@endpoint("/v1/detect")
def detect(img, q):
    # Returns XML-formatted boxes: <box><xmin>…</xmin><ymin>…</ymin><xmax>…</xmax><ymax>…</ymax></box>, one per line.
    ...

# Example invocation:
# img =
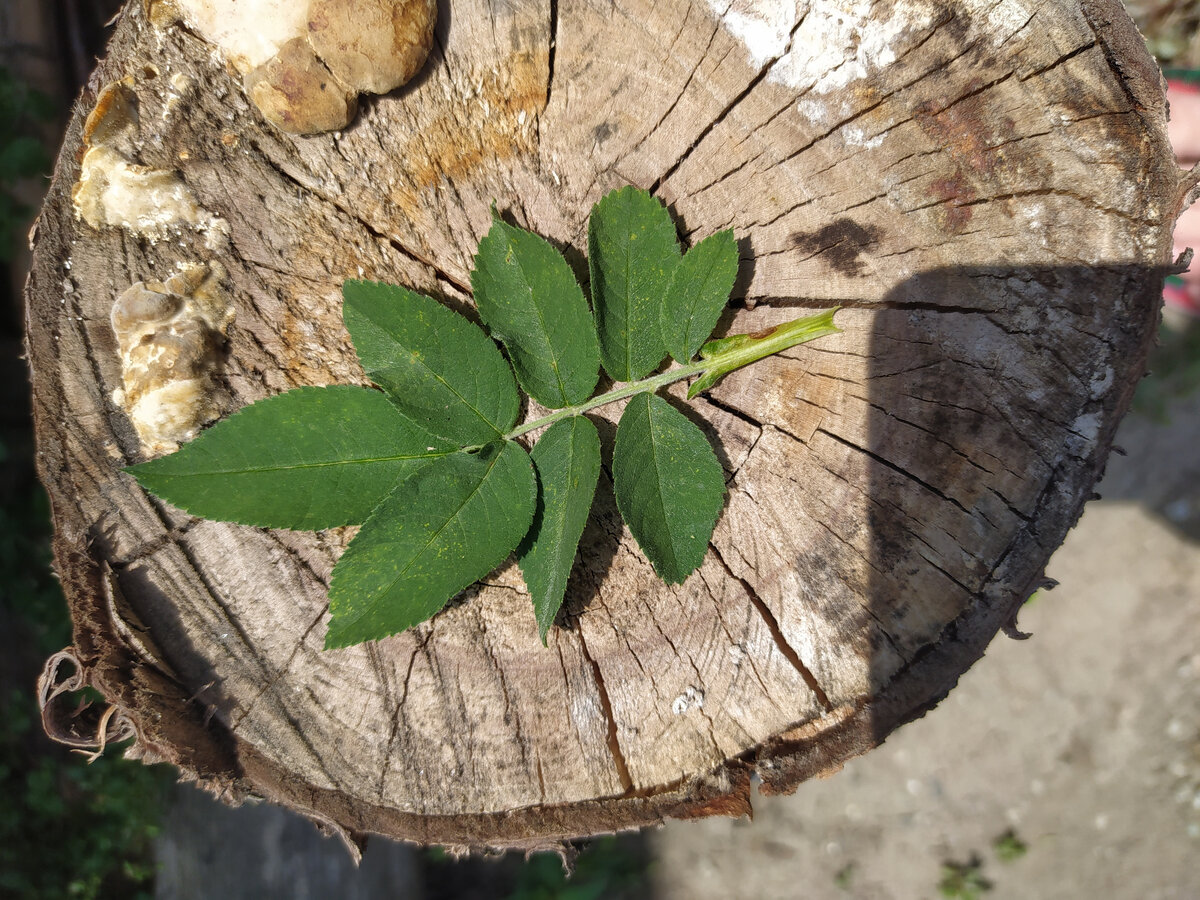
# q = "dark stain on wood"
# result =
<box><xmin>592</xmin><ymin>121</ymin><xmax>615</xmax><ymax>144</ymax></box>
<box><xmin>790</xmin><ymin>219</ymin><xmax>883</xmax><ymax>276</ymax></box>
<box><xmin>913</xmin><ymin>79</ymin><xmax>1034</xmax><ymax>232</ymax></box>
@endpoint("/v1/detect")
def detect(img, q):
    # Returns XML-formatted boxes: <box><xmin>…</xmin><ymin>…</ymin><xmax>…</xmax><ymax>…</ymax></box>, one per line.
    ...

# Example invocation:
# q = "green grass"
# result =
<box><xmin>992</xmin><ymin>829</ymin><xmax>1028</xmax><ymax>863</ymax></box>
<box><xmin>937</xmin><ymin>856</ymin><xmax>993</xmax><ymax>900</ymax></box>
<box><xmin>422</xmin><ymin>836</ymin><xmax>651</xmax><ymax>899</ymax></box>
<box><xmin>0</xmin><ymin>65</ymin><xmax>55</xmax><ymax>263</ymax></box>
<box><xmin>1134</xmin><ymin>320</ymin><xmax>1200</xmax><ymax>421</ymax></box>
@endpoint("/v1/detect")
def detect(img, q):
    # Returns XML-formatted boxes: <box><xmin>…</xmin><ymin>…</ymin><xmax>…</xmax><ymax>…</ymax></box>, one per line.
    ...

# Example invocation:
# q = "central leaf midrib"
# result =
<box><xmin>621</xmin><ymin>198</ymin><xmax>634</xmax><ymax>379</ymax></box>
<box><xmin>511</xmin><ymin>234</ymin><xmax>570</xmax><ymax>403</ymax></box>
<box><xmin>363</xmin><ymin>304</ymin><xmax>503</xmax><ymax>437</ymax></box>
<box><xmin>544</xmin><ymin>430</ymin><xmax>580</xmax><ymax>563</ymax></box>
<box><xmin>344</xmin><ymin>448</ymin><xmax>506</xmax><ymax>631</ymax></box>
<box><xmin>682</xmin><ymin>250</ymin><xmax>721</xmax><ymax>356</ymax></box>
<box><xmin>166</xmin><ymin>450</ymin><xmax>452</xmax><ymax>478</ymax></box>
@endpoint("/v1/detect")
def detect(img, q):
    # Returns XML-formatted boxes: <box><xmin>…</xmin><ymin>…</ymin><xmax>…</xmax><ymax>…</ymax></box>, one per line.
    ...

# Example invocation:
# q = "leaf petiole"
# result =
<box><xmin>689</xmin><ymin>307</ymin><xmax>841</xmax><ymax>398</ymax></box>
<box><xmin>502</xmin><ymin>359</ymin><xmax>709</xmax><ymax>441</ymax></box>
<box><xmin>502</xmin><ymin>307</ymin><xmax>841</xmax><ymax>440</ymax></box>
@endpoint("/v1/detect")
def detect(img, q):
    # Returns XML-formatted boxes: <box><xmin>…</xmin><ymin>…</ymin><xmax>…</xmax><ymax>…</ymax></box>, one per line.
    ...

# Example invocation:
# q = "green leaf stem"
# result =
<box><xmin>689</xmin><ymin>307</ymin><xmax>842</xmax><ymax>398</ymax></box>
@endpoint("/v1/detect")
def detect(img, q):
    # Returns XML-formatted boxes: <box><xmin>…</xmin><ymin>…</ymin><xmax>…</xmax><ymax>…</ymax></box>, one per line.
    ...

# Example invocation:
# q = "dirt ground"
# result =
<box><xmin>652</xmin><ymin>407</ymin><xmax>1200</xmax><ymax>900</ymax></box>
<box><xmin>153</xmin><ymin>376</ymin><xmax>1200</xmax><ymax>899</ymax></box>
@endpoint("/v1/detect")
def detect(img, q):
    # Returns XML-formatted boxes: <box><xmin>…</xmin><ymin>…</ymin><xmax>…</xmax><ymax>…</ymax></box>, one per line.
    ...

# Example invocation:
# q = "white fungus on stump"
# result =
<box><xmin>146</xmin><ymin>0</ymin><xmax>438</xmax><ymax>134</ymax></box>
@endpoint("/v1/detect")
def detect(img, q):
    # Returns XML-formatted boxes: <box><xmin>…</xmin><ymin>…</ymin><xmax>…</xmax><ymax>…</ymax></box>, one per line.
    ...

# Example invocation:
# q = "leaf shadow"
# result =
<box><xmin>553</xmin><ymin>433</ymin><xmax>622</xmax><ymax>634</ymax></box>
<box><xmin>733</xmin><ymin>234</ymin><xmax>756</xmax><ymax>305</ymax></box>
<box><xmin>109</xmin><ymin>556</ymin><xmax>244</xmax><ymax>729</ymax></box>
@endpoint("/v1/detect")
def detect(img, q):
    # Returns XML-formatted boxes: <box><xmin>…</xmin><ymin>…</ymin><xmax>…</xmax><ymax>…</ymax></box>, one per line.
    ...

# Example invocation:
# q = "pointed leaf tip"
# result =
<box><xmin>517</xmin><ymin>416</ymin><xmax>601</xmax><ymax>643</ymax></box>
<box><xmin>660</xmin><ymin>229</ymin><xmax>739</xmax><ymax>364</ymax></box>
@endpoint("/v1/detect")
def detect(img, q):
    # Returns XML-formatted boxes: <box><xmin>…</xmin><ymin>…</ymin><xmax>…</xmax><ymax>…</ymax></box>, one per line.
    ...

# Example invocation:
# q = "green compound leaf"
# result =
<box><xmin>588</xmin><ymin>186</ymin><xmax>681</xmax><ymax>382</ymax></box>
<box><xmin>127</xmin><ymin>385</ymin><xmax>455</xmax><ymax>530</ymax></box>
<box><xmin>342</xmin><ymin>280</ymin><xmax>520</xmax><ymax>445</ymax></box>
<box><xmin>517</xmin><ymin>416</ymin><xmax>601</xmax><ymax>643</ymax></box>
<box><xmin>325</xmin><ymin>441</ymin><xmax>536</xmax><ymax>649</ymax></box>
<box><xmin>612</xmin><ymin>393</ymin><xmax>725</xmax><ymax>584</ymax></box>
<box><xmin>472</xmin><ymin>217</ymin><xmax>601</xmax><ymax>408</ymax></box>
<box><xmin>660</xmin><ymin>229</ymin><xmax>738</xmax><ymax>364</ymax></box>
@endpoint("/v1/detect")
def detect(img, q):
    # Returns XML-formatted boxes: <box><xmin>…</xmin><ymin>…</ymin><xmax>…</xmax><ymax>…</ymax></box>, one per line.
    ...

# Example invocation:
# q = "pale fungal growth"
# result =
<box><xmin>244</xmin><ymin>37</ymin><xmax>357</xmax><ymax>135</ymax></box>
<box><xmin>73</xmin><ymin>80</ymin><xmax>228</xmax><ymax>248</ymax></box>
<box><xmin>147</xmin><ymin>0</ymin><xmax>309</xmax><ymax>69</ymax></box>
<box><xmin>81</xmin><ymin>79</ymin><xmax>139</xmax><ymax>150</ymax></box>
<box><xmin>75</xmin><ymin>147</ymin><xmax>216</xmax><ymax>242</ymax></box>
<box><xmin>307</xmin><ymin>0</ymin><xmax>438</xmax><ymax>96</ymax></box>
<box><xmin>111</xmin><ymin>263</ymin><xmax>235</xmax><ymax>455</ymax></box>
<box><xmin>146</xmin><ymin>0</ymin><xmax>437</xmax><ymax>134</ymax></box>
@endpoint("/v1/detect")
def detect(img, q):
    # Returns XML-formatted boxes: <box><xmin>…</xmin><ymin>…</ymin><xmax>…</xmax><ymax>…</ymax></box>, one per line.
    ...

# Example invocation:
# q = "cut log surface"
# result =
<box><xmin>27</xmin><ymin>0</ymin><xmax>1191</xmax><ymax>850</ymax></box>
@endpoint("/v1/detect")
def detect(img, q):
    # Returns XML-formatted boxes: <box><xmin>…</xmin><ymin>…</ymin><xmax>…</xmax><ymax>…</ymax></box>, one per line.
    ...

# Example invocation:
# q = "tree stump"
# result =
<box><xmin>27</xmin><ymin>0</ymin><xmax>1191</xmax><ymax>852</ymax></box>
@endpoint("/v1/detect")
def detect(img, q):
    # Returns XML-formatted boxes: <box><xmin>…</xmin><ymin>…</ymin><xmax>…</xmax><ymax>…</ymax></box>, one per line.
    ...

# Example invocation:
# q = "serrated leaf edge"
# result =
<box><xmin>324</xmin><ymin>442</ymin><xmax>535</xmax><ymax>648</ymax></box>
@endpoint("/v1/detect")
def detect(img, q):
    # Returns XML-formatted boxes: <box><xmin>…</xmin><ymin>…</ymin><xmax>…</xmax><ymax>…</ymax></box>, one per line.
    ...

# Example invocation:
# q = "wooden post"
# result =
<box><xmin>27</xmin><ymin>0</ymin><xmax>1191</xmax><ymax>852</ymax></box>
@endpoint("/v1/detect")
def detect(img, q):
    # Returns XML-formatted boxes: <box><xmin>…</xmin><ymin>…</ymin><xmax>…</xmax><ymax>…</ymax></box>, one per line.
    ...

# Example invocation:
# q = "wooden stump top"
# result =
<box><xmin>28</xmin><ymin>0</ymin><xmax>1189</xmax><ymax>851</ymax></box>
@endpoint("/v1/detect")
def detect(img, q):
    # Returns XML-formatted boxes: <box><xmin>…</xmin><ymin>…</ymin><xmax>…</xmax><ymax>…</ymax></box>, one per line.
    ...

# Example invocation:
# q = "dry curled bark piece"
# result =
<box><xmin>26</xmin><ymin>0</ymin><xmax>1188</xmax><ymax>851</ymax></box>
<box><xmin>38</xmin><ymin>650</ymin><xmax>137</xmax><ymax>752</ymax></box>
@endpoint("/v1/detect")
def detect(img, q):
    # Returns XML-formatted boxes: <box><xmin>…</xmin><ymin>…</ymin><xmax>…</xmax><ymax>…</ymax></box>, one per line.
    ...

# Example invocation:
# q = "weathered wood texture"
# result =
<box><xmin>27</xmin><ymin>0</ymin><xmax>1190</xmax><ymax>850</ymax></box>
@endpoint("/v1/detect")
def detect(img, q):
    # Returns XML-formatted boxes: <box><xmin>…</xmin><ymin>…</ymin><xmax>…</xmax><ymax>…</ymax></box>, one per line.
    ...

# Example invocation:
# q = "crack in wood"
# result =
<box><xmin>545</xmin><ymin>0</ymin><xmax>558</xmax><ymax>113</ymax></box>
<box><xmin>473</xmin><ymin>604</ymin><xmax>534</xmax><ymax>782</ymax></box>
<box><xmin>245</xmin><ymin>136</ymin><xmax>474</xmax><ymax>294</ymax></box>
<box><xmin>680</xmin><ymin>9</ymin><xmax>969</xmax><ymax>209</ymax></box>
<box><xmin>1018</xmin><ymin>40</ymin><xmax>1099</xmax><ymax>83</ymax></box>
<box><xmin>654</xmin><ymin>7</ymin><xmax>815</xmax><ymax>197</ymax></box>
<box><xmin>905</xmin><ymin>185</ymin><xmax>1152</xmax><ymax>226</ymax></box>
<box><xmin>576</xmin><ymin>629</ymin><xmax>634</xmax><ymax>794</ymax></box>
<box><xmin>805</xmin><ymin>446</ymin><xmax>982</xmax><ymax>597</ymax></box>
<box><xmin>695</xmin><ymin>565</ymin><xmax>783</xmax><ymax>714</ymax></box>
<box><xmin>229</xmin><ymin>603</ymin><xmax>328</xmax><ymax>732</ymax></box>
<box><xmin>817</xmin><ymin>426</ymin><xmax>982</xmax><ymax>527</ymax></box>
<box><xmin>708</xmin><ymin>543</ymin><xmax>832</xmax><ymax>712</ymax></box>
<box><xmin>375</xmin><ymin>628</ymin><xmax>435</xmax><ymax>804</ymax></box>
<box><xmin>619</xmin><ymin>13</ymin><xmax>724</xmax><ymax>180</ymax></box>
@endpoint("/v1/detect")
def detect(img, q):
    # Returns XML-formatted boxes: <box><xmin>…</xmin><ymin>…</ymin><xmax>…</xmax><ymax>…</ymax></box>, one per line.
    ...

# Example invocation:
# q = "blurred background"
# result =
<box><xmin>2</xmin><ymin>2</ymin><xmax>1199</xmax><ymax>898</ymax></box>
